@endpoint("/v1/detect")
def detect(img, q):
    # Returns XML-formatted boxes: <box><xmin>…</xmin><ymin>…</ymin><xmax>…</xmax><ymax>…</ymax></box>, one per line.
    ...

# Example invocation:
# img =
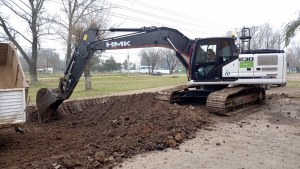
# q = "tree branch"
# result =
<box><xmin>0</xmin><ymin>16</ymin><xmax>31</xmax><ymax>64</ymax></box>
<box><xmin>284</xmin><ymin>19</ymin><xmax>300</xmax><ymax>47</ymax></box>
<box><xmin>19</xmin><ymin>0</ymin><xmax>31</xmax><ymax>10</ymax></box>
<box><xmin>73</xmin><ymin>0</ymin><xmax>97</xmax><ymax>25</ymax></box>
<box><xmin>36</xmin><ymin>0</ymin><xmax>45</xmax><ymax>11</ymax></box>
<box><xmin>7</xmin><ymin>27</ymin><xmax>32</xmax><ymax>44</ymax></box>
<box><xmin>1</xmin><ymin>0</ymin><xmax>31</xmax><ymax>22</ymax></box>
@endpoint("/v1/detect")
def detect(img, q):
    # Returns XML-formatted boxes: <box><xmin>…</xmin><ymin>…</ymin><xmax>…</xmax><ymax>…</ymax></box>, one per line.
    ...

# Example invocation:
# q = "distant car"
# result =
<box><xmin>152</xmin><ymin>72</ymin><xmax>162</xmax><ymax>76</ymax></box>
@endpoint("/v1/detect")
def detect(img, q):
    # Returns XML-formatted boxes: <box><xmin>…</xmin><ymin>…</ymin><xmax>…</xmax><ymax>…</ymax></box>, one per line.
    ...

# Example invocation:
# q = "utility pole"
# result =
<box><xmin>127</xmin><ymin>49</ymin><xmax>129</xmax><ymax>76</ymax></box>
<box><xmin>46</xmin><ymin>55</ymin><xmax>48</xmax><ymax>73</ymax></box>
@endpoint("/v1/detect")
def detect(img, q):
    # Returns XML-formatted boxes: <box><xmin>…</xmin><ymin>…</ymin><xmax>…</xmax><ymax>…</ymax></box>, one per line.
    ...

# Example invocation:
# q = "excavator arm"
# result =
<box><xmin>36</xmin><ymin>26</ymin><xmax>193</xmax><ymax>115</ymax></box>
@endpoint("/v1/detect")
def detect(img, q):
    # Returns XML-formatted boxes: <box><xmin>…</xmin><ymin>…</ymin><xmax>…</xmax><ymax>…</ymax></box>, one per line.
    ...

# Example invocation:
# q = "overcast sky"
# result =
<box><xmin>2</xmin><ymin>0</ymin><xmax>300</xmax><ymax>64</ymax></box>
<box><xmin>103</xmin><ymin>0</ymin><xmax>300</xmax><ymax>63</ymax></box>
<box><xmin>110</xmin><ymin>0</ymin><xmax>299</xmax><ymax>37</ymax></box>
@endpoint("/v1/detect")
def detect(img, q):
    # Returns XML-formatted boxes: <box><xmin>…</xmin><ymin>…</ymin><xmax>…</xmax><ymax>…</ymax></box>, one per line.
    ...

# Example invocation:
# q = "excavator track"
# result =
<box><xmin>206</xmin><ymin>86</ymin><xmax>266</xmax><ymax>116</ymax></box>
<box><xmin>155</xmin><ymin>85</ymin><xmax>266</xmax><ymax>116</ymax></box>
<box><xmin>154</xmin><ymin>84</ymin><xmax>192</xmax><ymax>103</ymax></box>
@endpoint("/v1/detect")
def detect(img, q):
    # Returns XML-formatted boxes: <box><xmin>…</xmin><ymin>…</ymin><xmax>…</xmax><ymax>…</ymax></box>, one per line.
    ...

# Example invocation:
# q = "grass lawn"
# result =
<box><xmin>27</xmin><ymin>73</ymin><xmax>188</xmax><ymax>103</ymax></box>
<box><xmin>26</xmin><ymin>73</ymin><xmax>300</xmax><ymax>104</ymax></box>
<box><xmin>286</xmin><ymin>81</ymin><xmax>300</xmax><ymax>87</ymax></box>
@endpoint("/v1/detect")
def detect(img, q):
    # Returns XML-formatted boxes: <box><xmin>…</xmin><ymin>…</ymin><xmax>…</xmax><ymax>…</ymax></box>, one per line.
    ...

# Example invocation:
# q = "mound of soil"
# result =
<box><xmin>0</xmin><ymin>92</ymin><xmax>211</xmax><ymax>169</ymax></box>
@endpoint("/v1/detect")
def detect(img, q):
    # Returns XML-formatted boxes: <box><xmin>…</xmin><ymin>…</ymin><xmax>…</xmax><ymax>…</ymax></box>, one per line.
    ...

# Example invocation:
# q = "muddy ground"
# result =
<box><xmin>1</xmin><ymin>75</ymin><xmax>300</xmax><ymax>169</ymax></box>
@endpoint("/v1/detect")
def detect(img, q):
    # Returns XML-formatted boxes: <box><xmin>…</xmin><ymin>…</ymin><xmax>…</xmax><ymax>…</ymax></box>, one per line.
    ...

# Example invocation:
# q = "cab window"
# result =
<box><xmin>195</xmin><ymin>41</ymin><xmax>217</xmax><ymax>63</ymax></box>
<box><xmin>219</xmin><ymin>39</ymin><xmax>232</xmax><ymax>63</ymax></box>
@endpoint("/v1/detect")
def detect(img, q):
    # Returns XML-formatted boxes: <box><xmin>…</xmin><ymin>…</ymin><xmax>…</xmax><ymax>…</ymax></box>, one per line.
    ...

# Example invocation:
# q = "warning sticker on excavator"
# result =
<box><xmin>83</xmin><ymin>34</ymin><xmax>88</xmax><ymax>41</ymax></box>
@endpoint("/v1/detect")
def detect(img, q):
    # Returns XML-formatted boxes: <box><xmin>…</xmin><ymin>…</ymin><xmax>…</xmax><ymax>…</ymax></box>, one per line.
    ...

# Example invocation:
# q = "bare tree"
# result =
<box><xmin>46</xmin><ymin>50</ymin><xmax>60</xmax><ymax>68</ymax></box>
<box><xmin>230</xmin><ymin>23</ymin><xmax>283</xmax><ymax>50</ymax></box>
<box><xmin>286</xmin><ymin>40</ymin><xmax>300</xmax><ymax>71</ymax></box>
<box><xmin>162</xmin><ymin>48</ymin><xmax>180</xmax><ymax>74</ymax></box>
<box><xmin>0</xmin><ymin>0</ymin><xmax>53</xmax><ymax>84</ymax></box>
<box><xmin>90</xmin><ymin>51</ymin><xmax>101</xmax><ymax>71</ymax></box>
<box><xmin>37</xmin><ymin>48</ymin><xmax>60</xmax><ymax>69</ymax></box>
<box><xmin>140</xmin><ymin>49</ymin><xmax>151</xmax><ymax>75</ymax></box>
<box><xmin>140</xmin><ymin>48</ymin><xmax>162</xmax><ymax>74</ymax></box>
<box><xmin>132</xmin><ymin>63</ymin><xmax>136</xmax><ymax>70</ymax></box>
<box><xmin>123</xmin><ymin>59</ymin><xmax>128</xmax><ymax>71</ymax></box>
<box><xmin>52</xmin><ymin>0</ymin><xmax>113</xmax><ymax>67</ymax></box>
<box><xmin>72</xmin><ymin>4</ymin><xmax>113</xmax><ymax>90</ymax></box>
<box><xmin>250</xmin><ymin>23</ymin><xmax>282</xmax><ymax>49</ymax></box>
<box><xmin>283</xmin><ymin>11</ymin><xmax>300</xmax><ymax>47</ymax></box>
<box><xmin>49</xmin><ymin>0</ymin><xmax>115</xmax><ymax>90</ymax></box>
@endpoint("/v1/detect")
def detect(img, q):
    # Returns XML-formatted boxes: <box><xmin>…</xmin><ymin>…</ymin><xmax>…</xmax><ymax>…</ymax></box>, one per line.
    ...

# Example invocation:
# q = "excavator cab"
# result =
<box><xmin>191</xmin><ymin>38</ymin><xmax>238</xmax><ymax>81</ymax></box>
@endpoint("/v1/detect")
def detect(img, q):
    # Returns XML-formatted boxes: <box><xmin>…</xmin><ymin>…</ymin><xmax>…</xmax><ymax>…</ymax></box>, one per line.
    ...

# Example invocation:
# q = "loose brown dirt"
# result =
<box><xmin>0</xmin><ymin>92</ymin><xmax>211</xmax><ymax>169</ymax></box>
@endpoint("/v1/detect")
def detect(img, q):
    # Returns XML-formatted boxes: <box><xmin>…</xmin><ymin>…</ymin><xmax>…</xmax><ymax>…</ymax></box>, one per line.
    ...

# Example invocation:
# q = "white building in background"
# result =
<box><xmin>129</xmin><ymin>65</ymin><xmax>170</xmax><ymax>74</ymax></box>
<box><xmin>37</xmin><ymin>67</ymin><xmax>64</xmax><ymax>74</ymax></box>
<box><xmin>138</xmin><ymin>66</ymin><xmax>151</xmax><ymax>73</ymax></box>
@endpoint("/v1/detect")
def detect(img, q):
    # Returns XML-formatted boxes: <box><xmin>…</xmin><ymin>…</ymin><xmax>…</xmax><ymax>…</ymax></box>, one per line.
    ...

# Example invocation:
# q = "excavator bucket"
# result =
<box><xmin>36</xmin><ymin>88</ymin><xmax>64</xmax><ymax>117</ymax></box>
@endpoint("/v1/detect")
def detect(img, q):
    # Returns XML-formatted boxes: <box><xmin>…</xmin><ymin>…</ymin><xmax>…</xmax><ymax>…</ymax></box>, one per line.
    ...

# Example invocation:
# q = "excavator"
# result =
<box><xmin>36</xmin><ymin>26</ymin><xmax>287</xmax><ymax>116</ymax></box>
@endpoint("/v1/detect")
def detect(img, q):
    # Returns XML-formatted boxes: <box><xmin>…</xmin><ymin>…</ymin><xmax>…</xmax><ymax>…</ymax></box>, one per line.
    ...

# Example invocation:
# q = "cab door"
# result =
<box><xmin>191</xmin><ymin>38</ymin><xmax>238</xmax><ymax>82</ymax></box>
<box><xmin>192</xmin><ymin>40</ymin><xmax>218</xmax><ymax>80</ymax></box>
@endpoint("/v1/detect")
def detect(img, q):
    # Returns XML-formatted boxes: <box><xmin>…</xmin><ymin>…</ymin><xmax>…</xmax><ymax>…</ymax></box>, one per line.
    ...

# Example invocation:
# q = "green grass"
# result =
<box><xmin>26</xmin><ymin>73</ymin><xmax>300</xmax><ymax>103</ymax></box>
<box><xmin>286</xmin><ymin>73</ymin><xmax>300</xmax><ymax>86</ymax></box>
<box><xmin>286</xmin><ymin>80</ymin><xmax>300</xmax><ymax>87</ymax></box>
<box><xmin>27</xmin><ymin>73</ymin><xmax>188</xmax><ymax>103</ymax></box>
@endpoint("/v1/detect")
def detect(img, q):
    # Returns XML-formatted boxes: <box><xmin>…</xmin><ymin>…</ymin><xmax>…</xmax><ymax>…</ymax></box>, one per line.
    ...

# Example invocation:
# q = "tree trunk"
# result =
<box><xmin>31</xmin><ymin>9</ymin><xmax>38</xmax><ymax>85</ymax></box>
<box><xmin>84</xmin><ymin>75</ymin><xmax>92</xmax><ymax>90</ymax></box>
<box><xmin>151</xmin><ymin>65</ymin><xmax>155</xmax><ymax>74</ymax></box>
<box><xmin>170</xmin><ymin>64</ymin><xmax>176</xmax><ymax>74</ymax></box>
<box><xmin>84</xmin><ymin>60</ymin><xmax>92</xmax><ymax>90</ymax></box>
<box><xmin>66</xmin><ymin>31</ymin><xmax>73</xmax><ymax>67</ymax></box>
<box><xmin>147</xmin><ymin>63</ymin><xmax>151</xmax><ymax>75</ymax></box>
<box><xmin>29</xmin><ymin>60</ymin><xmax>38</xmax><ymax>84</ymax></box>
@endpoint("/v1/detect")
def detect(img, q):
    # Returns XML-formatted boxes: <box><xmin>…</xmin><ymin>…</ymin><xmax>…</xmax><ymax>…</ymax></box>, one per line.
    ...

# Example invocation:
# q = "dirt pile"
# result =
<box><xmin>0</xmin><ymin>92</ymin><xmax>211</xmax><ymax>169</ymax></box>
